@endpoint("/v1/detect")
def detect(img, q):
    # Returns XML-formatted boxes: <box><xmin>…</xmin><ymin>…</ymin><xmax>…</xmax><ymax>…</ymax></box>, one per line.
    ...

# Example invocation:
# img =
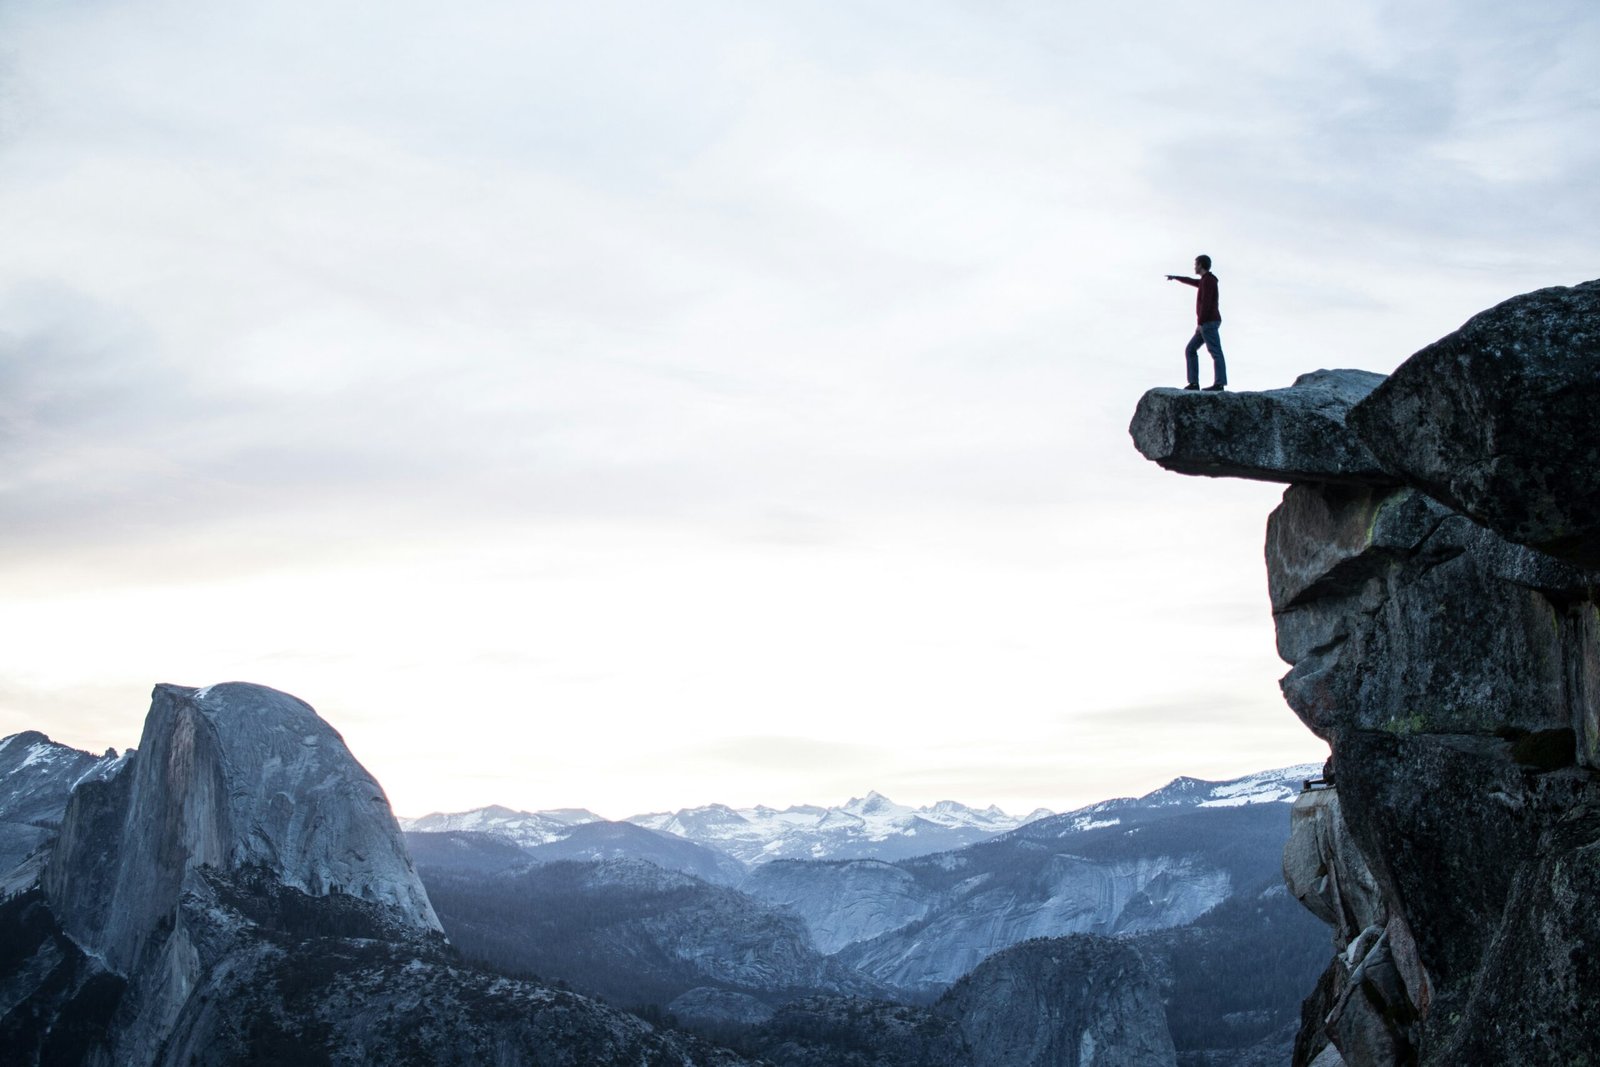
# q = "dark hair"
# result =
<box><xmin>1195</xmin><ymin>254</ymin><xmax>1212</xmax><ymax>270</ymax></box>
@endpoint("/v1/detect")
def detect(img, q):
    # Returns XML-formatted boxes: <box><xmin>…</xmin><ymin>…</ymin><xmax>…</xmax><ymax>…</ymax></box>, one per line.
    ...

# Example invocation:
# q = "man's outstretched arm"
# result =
<box><xmin>1165</xmin><ymin>274</ymin><xmax>1200</xmax><ymax>287</ymax></box>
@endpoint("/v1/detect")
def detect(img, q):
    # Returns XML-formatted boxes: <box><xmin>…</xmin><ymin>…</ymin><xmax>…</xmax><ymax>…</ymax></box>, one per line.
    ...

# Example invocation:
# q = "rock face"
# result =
<box><xmin>836</xmin><ymin>852</ymin><xmax>1230</xmax><ymax>995</ymax></box>
<box><xmin>1347</xmin><ymin>278</ymin><xmax>1600</xmax><ymax>567</ymax></box>
<box><xmin>1</xmin><ymin>682</ymin><xmax>761</xmax><ymax>1067</ymax></box>
<box><xmin>937</xmin><ymin>935</ymin><xmax>1177</xmax><ymax>1067</ymax></box>
<box><xmin>741</xmin><ymin>858</ymin><xmax>935</xmax><ymax>954</ymax></box>
<box><xmin>1129</xmin><ymin>277</ymin><xmax>1600</xmax><ymax>1067</ymax></box>
<box><xmin>44</xmin><ymin>683</ymin><xmax>438</xmax><ymax>979</ymax></box>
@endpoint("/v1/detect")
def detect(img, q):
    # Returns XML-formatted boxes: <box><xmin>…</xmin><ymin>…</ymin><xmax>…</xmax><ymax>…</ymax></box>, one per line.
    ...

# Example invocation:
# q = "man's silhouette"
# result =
<box><xmin>1166</xmin><ymin>255</ymin><xmax>1227</xmax><ymax>391</ymax></box>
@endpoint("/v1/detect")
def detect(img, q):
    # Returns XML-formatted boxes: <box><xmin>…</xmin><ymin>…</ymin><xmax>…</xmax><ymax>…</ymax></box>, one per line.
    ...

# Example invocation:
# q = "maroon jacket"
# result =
<box><xmin>1177</xmin><ymin>273</ymin><xmax>1221</xmax><ymax>323</ymax></box>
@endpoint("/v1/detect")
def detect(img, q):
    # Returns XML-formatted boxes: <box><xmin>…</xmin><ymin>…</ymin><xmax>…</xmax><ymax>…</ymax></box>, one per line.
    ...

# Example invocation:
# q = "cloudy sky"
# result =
<box><xmin>2</xmin><ymin>0</ymin><xmax>1596</xmax><ymax>819</ymax></box>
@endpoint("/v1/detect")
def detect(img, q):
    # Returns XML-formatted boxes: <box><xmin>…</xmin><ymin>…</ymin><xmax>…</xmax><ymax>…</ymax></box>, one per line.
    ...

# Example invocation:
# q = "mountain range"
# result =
<box><xmin>402</xmin><ymin>789</ymin><xmax>1057</xmax><ymax>866</ymax></box>
<box><xmin>400</xmin><ymin>764</ymin><xmax>1316</xmax><ymax>888</ymax></box>
<box><xmin>403</xmin><ymin>759</ymin><xmax>1328</xmax><ymax>1064</ymax></box>
<box><xmin>1</xmin><ymin>694</ymin><xmax>1324</xmax><ymax>1067</ymax></box>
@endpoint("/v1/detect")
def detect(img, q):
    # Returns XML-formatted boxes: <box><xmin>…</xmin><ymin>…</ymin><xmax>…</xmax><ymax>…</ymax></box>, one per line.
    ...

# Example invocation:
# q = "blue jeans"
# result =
<box><xmin>1185</xmin><ymin>321</ymin><xmax>1226</xmax><ymax>387</ymax></box>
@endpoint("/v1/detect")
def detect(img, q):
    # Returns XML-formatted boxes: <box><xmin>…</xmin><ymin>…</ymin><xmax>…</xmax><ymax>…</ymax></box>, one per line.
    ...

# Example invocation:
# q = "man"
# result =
<box><xmin>1166</xmin><ymin>255</ymin><xmax>1227</xmax><ymax>391</ymax></box>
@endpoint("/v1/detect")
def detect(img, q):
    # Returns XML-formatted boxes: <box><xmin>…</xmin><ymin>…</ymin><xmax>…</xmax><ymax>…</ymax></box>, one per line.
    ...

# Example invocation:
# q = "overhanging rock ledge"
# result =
<box><xmin>1128</xmin><ymin>276</ymin><xmax>1600</xmax><ymax>1067</ymax></box>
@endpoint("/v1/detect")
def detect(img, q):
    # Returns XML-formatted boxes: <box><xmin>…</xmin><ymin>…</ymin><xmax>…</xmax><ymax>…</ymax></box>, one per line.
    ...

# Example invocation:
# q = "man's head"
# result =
<box><xmin>1194</xmin><ymin>254</ymin><xmax>1212</xmax><ymax>273</ymax></box>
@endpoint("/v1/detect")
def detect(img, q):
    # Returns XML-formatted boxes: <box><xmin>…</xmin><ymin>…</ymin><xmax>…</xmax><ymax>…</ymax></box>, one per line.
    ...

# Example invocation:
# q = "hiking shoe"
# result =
<box><xmin>1183</xmin><ymin>383</ymin><xmax>1199</xmax><ymax>390</ymax></box>
<box><xmin>1203</xmin><ymin>383</ymin><xmax>1226</xmax><ymax>392</ymax></box>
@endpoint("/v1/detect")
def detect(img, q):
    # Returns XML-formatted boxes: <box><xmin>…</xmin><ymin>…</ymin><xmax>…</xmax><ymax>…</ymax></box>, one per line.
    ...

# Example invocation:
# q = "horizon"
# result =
<box><xmin>5</xmin><ymin>716</ymin><xmax>1319</xmax><ymax>822</ymax></box>
<box><xmin>396</xmin><ymin>757</ymin><xmax>1326</xmax><ymax>822</ymax></box>
<box><xmin>3</xmin><ymin>1</ymin><xmax>1595</xmax><ymax>816</ymax></box>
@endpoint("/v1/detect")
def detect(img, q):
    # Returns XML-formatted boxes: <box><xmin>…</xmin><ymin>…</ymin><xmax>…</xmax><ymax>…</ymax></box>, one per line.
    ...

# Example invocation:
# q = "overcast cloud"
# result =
<box><xmin>2</xmin><ymin>0</ymin><xmax>1596</xmax><ymax>815</ymax></box>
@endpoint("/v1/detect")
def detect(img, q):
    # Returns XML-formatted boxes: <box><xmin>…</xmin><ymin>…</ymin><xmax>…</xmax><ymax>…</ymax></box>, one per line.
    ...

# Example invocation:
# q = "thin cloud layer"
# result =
<box><xmin>1</xmin><ymin>0</ymin><xmax>1595</xmax><ymax>813</ymax></box>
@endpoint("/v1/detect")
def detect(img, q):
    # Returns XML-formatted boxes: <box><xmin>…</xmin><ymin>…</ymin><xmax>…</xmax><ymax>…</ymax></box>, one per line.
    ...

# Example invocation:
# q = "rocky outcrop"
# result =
<box><xmin>44</xmin><ymin>683</ymin><xmax>437</xmax><ymax>980</ymax></box>
<box><xmin>937</xmin><ymin>935</ymin><xmax>1177</xmax><ymax>1067</ymax></box>
<box><xmin>1</xmin><ymin>683</ymin><xmax>762</xmax><ymax>1067</ymax></box>
<box><xmin>1129</xmin><ymin>277</ymin><xmax>1600</xmax><ymax>1067</ymax></box>
<box><xmin>1281</xmin><ymin>787</ymin><xmax>1425</xmax><ymax>1066</ymax></box>
<box><xmin>1129</xmin><ymin>369</ymin><xmax>1393</xmax><ymax>484</ymax></box>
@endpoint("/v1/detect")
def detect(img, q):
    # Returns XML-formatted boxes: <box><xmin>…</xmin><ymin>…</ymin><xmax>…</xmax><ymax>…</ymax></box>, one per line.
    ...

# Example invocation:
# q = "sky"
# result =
<box><xmin>1</xmin><ymin>0</ymin><xmax>1596</xmax><ymax>819</ymax></box>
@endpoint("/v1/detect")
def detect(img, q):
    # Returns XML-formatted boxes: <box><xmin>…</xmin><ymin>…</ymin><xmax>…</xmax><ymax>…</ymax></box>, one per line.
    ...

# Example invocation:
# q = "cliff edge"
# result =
<box><xmin>1129</xmin><ymin>278</ymin><xmax>1600</xmax><ymax>1067</ymax></box>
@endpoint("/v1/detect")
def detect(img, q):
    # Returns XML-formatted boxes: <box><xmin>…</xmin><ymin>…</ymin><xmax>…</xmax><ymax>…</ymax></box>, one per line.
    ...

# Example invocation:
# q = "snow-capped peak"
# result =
<box><xmin>400</xmin><ymin>805</ymin><xmax>602</xmax><ymax>847</ymax></box>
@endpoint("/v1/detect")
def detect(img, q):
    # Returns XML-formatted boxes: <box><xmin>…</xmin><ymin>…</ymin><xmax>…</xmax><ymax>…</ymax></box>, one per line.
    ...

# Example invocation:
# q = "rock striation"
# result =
<box><xmin>1129</xmin><ymin>276</ymin><xmax>1600</xmax><ymax>1067</ymax></box>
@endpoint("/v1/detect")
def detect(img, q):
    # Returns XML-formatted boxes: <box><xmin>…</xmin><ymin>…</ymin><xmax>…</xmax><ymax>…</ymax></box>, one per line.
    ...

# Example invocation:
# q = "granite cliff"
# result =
<box><xmin>1130</xmin><ymin>278</ymin><xmax>1600</xmax><ymax>1067</ymax></box>
<box><xmin>0</xmin><ymin>683</ymin><xmax>756</xmax><ymax>1066</ymax></box>
<box><xmin>0</xmin><ymin>683</ymin><xmax>1207</xmax><ymax>1067</ymax></box>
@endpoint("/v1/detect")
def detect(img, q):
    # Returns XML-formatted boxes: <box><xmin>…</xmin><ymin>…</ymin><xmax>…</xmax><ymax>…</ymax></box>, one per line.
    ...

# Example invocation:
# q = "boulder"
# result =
<box><xmin>1347</xmin><ymin>278</ymin><xmax>1600</xmax><ymax>567</ymax></box>
<box><xmin>1129</xmin><ymin>370</ymin><xmax>1394</xmax><ymax>485</ymax></box>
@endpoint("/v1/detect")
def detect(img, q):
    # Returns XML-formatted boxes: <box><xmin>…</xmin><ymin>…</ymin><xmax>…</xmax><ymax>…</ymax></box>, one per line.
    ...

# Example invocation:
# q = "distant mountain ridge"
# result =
<box><xmin>400</xmin><ymin>766</ymin><xmax>1320</xmax><ymax>869</ymax></box>
<box><xmin>401</xmin><ymin>789</ymin><xmax>1052</xmax><ymax>866</ymax></box>
<box><xmin>3</xmin><ymin>709</ymin><xmax>1325</xmax><ymax>1067</ymax></box>
<box><xmin>0</xmin><ymin>731</ymin><xmax>126</xmax><ymax>883</ymax></box>
<box><xmin>1016</xmin><ymin>763</ymin><xmax>1324</xmax><ymax>837</ymax></box>
<box><xmin>404</xmin><ymin>761</ymin><xmax>1329</xmax><ymax>1064</ymax></box>
<box><xmin>403</xmin><ymin>803</ymin><xmax>604</xmax><ymax>846</ymax></box>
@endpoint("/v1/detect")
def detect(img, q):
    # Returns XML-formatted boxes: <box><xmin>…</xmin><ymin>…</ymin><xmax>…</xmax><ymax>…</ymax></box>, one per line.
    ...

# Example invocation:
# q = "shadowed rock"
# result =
<box><xmin>1129</xmin><ymin>369</ymin><xmax>1394</xmax><ymax>484</ymax></box>
<box><xmin>1347</xmin><ymin>278</ymin><xmax>1600</xmax><ymax>568</ymax></box>
<box><xmin>1130</xmin><ymin>278</ymin><xmax>1600</xmax><ymax>1067</ymax></box>
<box><xmin>1284</xmin><ymin>787</ymin><xmax>1427</xmax><ymax>1067</ymax></box>
<box><xmin>1266</xmin><ymin>484</ymin><xmax>1593</xmax><ymax>741</ymax></box>
<box><xmin>937</xmin><ymin>935</ymin><xmax>1177</xmax><ymax>1067</ymax></box>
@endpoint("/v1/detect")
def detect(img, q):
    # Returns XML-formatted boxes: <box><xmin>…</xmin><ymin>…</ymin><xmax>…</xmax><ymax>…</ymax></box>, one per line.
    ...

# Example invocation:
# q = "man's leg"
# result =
<box><xmin>1201</xmin><ymin>321</ymin><xmax>1227</xmax><ymax>387</ymax></box>
<box><xmin>1184</xmin><ymin>329</ymin><xmax>1204</xmax><ymax>388</ymax></box>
